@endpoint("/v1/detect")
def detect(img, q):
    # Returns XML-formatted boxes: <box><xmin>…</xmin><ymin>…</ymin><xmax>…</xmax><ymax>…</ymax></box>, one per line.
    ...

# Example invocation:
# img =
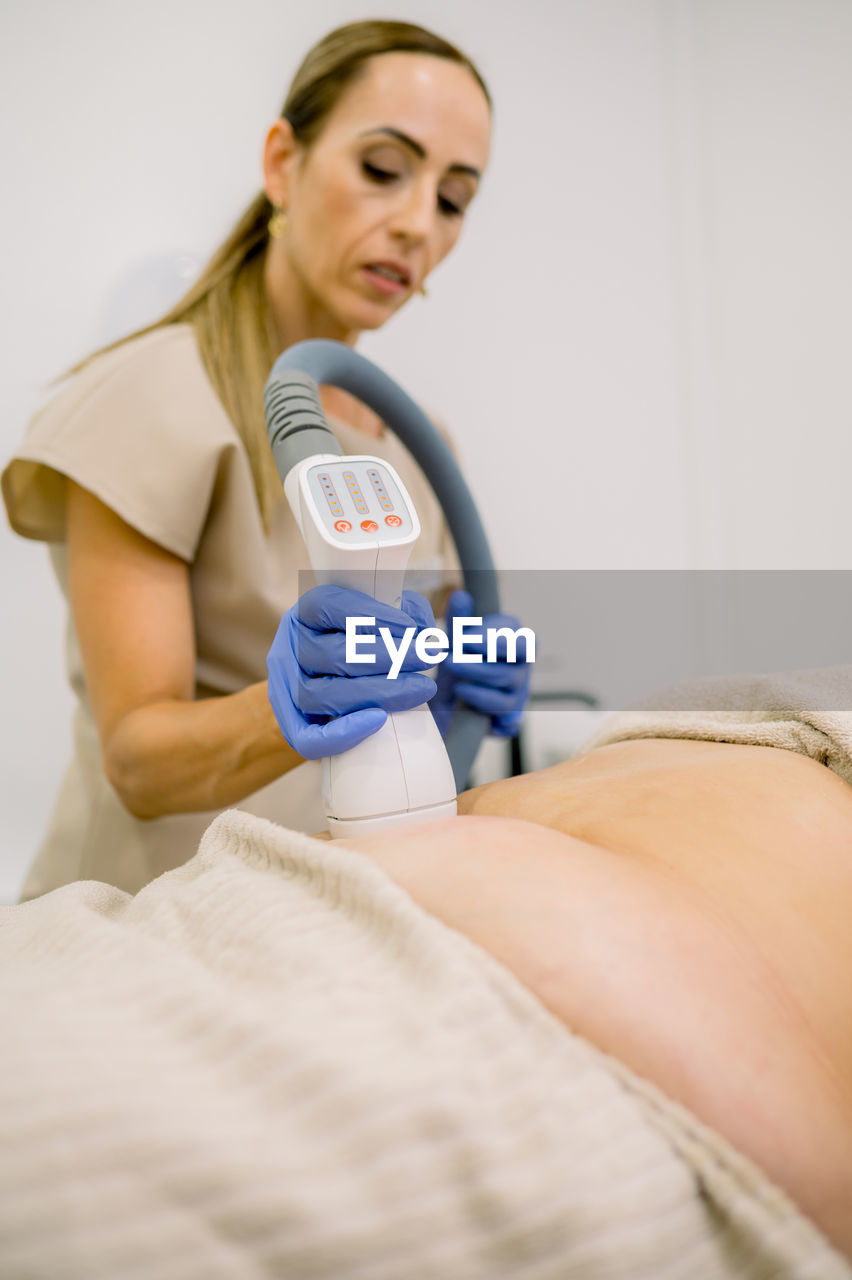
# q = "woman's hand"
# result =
<box><xmin>430</xmin><ymin>589</ymin><xmax>531</xmax><ymax>738</ymax></box>
<box><xmin>266</xmin><ymin>585</ymin><xmax>438</xmax><ymax>759</ymax></box>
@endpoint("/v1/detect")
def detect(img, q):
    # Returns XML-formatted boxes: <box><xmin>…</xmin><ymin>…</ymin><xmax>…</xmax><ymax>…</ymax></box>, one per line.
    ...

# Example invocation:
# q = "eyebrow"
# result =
<box><xmin>358</xmin><ymin>127</ymin><xmax>481</xmax><ymax>180</ymax></box>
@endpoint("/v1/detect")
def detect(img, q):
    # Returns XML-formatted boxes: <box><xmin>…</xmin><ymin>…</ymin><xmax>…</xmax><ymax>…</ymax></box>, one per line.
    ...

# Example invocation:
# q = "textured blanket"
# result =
<box><xmin>1</xmin><ymin>809</ymin><xmax>849</xmax><ymax>1278</ymax></box>
<box><xmin>582</xmin><ymin>664</ymin><xmax>852</xmax><ymax>786</ymax></box>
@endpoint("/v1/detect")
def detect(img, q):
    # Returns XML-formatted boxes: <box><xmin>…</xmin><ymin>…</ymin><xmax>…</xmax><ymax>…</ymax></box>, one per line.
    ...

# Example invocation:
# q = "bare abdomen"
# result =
<box><xmin>341</xmin><ymin>740</ymin><xmax>852</xmax><ymax>1257</ymax></box>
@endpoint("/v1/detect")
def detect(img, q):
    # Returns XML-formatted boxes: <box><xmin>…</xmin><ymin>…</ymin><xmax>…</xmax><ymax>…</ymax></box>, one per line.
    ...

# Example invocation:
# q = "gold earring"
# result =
<box><xmin>268</xmin><ymin>207</ymin><xmax>289</xmax><ymax>239</ymax></box>
<box><xmin>419</xmin><ymin>281</ymin><xmax>428</xmax><ymax>298</ymax></box>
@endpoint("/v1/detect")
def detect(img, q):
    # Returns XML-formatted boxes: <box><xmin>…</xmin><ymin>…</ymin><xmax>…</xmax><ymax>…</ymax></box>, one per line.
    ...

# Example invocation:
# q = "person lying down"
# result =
<box><xmin>339</xmin><ymin>736</ymin><xmax>852</xmax><ymax>1263</ymax></box>
<box><xmin>3</xmin><ymin>672</ymin><xmax>852</xmax><ymax>1276</ymax></box>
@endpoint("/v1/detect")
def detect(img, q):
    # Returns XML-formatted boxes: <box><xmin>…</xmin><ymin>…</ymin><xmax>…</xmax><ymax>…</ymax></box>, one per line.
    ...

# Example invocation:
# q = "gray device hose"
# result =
<box><xmin>264</xmin><ymin>339</ymin><xmax>500</xmax><ymax>791</ymax></box>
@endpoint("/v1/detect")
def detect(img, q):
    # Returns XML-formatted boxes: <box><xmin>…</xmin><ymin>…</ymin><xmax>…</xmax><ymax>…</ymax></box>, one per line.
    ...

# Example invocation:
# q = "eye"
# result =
<box><xmin>439</xmin><ymin>182</ymin><xmax>473</xmax><ymax>219</ymax></box>
<box><xmin>438</xmin><ymin>194</ymin><xmax>463</xmax><ymax>218</ymax></box>
<box><xmin>362</xmin><ymin>160</ymin><xmax>400</xmax><ymax>184</ymax></box>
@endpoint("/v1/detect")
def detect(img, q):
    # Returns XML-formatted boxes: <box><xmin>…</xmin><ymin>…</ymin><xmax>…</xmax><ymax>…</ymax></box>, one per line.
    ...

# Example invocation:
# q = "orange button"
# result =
<box><xmin>384</xmin><ymin>514</ymin><xmax>402</xmax><ymax>527</ymax></box>
<box><xmin>334</xmin><ymin>520</ymin><xmax>351</xmax><ymax>533</ymax></box>
<box><xmin>360</xmin><ymin>519</ymin><xmax>378</xmax><ymax>532</ymax></box>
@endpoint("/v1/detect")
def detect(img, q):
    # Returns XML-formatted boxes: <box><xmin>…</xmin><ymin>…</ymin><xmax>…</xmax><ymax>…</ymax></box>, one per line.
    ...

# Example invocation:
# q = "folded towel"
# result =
<box><xmin>1</xmin><ymin>809</ymin><xmax>848</xmax><ymax>1278</ymax></box>
<box><xmin>581</xmin><ymin>664</ymin><xmax>852</xmax><ymax>786</ymax></box>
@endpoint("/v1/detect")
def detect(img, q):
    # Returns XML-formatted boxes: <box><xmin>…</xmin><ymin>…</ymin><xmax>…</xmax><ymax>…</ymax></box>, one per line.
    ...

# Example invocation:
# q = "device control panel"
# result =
<box><xmin>305</xmin><ymin>459</ymin><xmax>416</xmax><ymax>545</ymax></box>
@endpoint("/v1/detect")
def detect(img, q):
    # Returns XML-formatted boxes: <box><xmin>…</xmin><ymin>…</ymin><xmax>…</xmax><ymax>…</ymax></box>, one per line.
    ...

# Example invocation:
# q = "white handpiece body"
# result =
<box><xmin>288</xmin><ymin>455</ymin><xmax>457</xmax><ymax>837</ymax></box>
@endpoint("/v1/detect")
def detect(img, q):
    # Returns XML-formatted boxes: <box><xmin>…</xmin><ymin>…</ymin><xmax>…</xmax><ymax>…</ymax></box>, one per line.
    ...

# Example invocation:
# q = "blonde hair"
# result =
<box><xmin>64</xmin><ymin>21</ymin><xmax>491</xmax><ymax>526</ymax></box>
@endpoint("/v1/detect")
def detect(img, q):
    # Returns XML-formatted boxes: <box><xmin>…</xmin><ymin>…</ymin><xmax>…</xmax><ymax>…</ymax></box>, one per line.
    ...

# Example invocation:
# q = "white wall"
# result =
<box><xmin>1</xmin><ymin>0</ymin><xmax>850</xmax><ymax>900</ymax></box>
<box><xmin>661</xmin><ymin>0</ymin><xmax>852</xmax><ymax>569</ymax></box>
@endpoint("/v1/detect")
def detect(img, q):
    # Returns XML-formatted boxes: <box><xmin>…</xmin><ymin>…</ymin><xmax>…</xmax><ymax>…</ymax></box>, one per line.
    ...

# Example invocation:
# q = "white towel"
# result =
<box><xmin>582</xmin><ymin>664</ymin><xmax>852</xmax><ymax>785</ymax></box>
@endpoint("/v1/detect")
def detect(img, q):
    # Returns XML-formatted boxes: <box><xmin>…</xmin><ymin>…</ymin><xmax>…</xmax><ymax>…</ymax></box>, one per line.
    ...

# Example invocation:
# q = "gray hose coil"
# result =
<box><xmin>265</xmin><ymin>339</ymin><xmax>500</xmax><ymax>790</ymax></box>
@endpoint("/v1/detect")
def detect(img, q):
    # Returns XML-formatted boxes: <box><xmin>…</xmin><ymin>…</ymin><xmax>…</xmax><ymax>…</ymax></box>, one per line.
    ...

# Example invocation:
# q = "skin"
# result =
<box><xmin>336</xmin><ymin>738</ymin><xmax>852</xmax><ymax>1260</ymax></box>
<box><xmin>66</xmin><ymin>53</ymin><xmax>491</xmax><ymax>819</ymax></box>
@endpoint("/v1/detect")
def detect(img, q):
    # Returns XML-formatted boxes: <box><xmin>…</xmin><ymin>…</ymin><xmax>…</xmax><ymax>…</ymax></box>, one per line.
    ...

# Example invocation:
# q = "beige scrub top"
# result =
<box><xmin>2</xmin><ymin>324</ymin><xmax>460</xmax><ymax>900</ymax></box>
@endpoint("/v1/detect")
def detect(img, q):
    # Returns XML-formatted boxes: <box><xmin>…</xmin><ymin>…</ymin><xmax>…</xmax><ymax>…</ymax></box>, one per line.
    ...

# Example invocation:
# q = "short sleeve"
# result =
<box><xmin>1</xmin><ymin>325</ymin><xmax>238</xmax><ymax>562</ymax></box>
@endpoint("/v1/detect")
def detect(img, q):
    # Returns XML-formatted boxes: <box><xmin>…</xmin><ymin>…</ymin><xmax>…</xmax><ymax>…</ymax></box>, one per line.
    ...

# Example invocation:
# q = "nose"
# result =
<box><xmin>388</xmin><ymin>177</ymin><xmax>436</xmax><ymax>245</ymax></box>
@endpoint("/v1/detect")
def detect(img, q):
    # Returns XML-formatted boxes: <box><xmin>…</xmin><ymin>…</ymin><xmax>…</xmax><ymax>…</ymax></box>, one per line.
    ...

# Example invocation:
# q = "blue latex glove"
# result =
<box><xmin>267</xmin><ymin>584</ymin><xmax>437</xmax><ymax>760</ymax></box>
<box><xmin>431</xmin><ymin>589</ymin><xmax>532</xmax><ymax>738</ymax></box>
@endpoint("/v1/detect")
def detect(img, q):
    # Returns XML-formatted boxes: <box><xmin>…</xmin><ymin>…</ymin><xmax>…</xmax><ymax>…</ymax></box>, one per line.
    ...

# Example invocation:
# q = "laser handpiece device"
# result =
<box><xmin>289</xmin><ymin>450</ymin><xmax>457</xmax><ymax>837</ymax></box>
<box><xmin>265</xmin><ymin>340</ymin><xmax>501</xmax><ymax>837</ymax></box>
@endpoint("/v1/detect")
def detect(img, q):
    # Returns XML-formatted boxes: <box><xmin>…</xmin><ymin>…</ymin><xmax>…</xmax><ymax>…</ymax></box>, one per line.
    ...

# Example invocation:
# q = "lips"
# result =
<box><xmin>369</xmin><ymin>260</ymin><xmax>411</xmax><ymax>285</ymax></box>
<box><xmin>362</xmin><ymin>260</ymin><xmax>412</xmax><ymax>292</ymax></box>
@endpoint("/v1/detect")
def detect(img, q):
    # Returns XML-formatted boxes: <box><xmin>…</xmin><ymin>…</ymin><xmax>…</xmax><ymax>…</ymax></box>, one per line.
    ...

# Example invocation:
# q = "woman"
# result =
<box><xmin>2</xmin><ymin>21</ymin><xmax>525</xmax><ymax>899</ymax></box>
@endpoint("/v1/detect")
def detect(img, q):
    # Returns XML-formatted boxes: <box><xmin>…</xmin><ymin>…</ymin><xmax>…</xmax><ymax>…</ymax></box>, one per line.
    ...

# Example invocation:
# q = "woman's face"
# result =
<box><xmin>266</xmin><ymin>52</ymin><xmax>492</xmax><ymax>340</ymax></box>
